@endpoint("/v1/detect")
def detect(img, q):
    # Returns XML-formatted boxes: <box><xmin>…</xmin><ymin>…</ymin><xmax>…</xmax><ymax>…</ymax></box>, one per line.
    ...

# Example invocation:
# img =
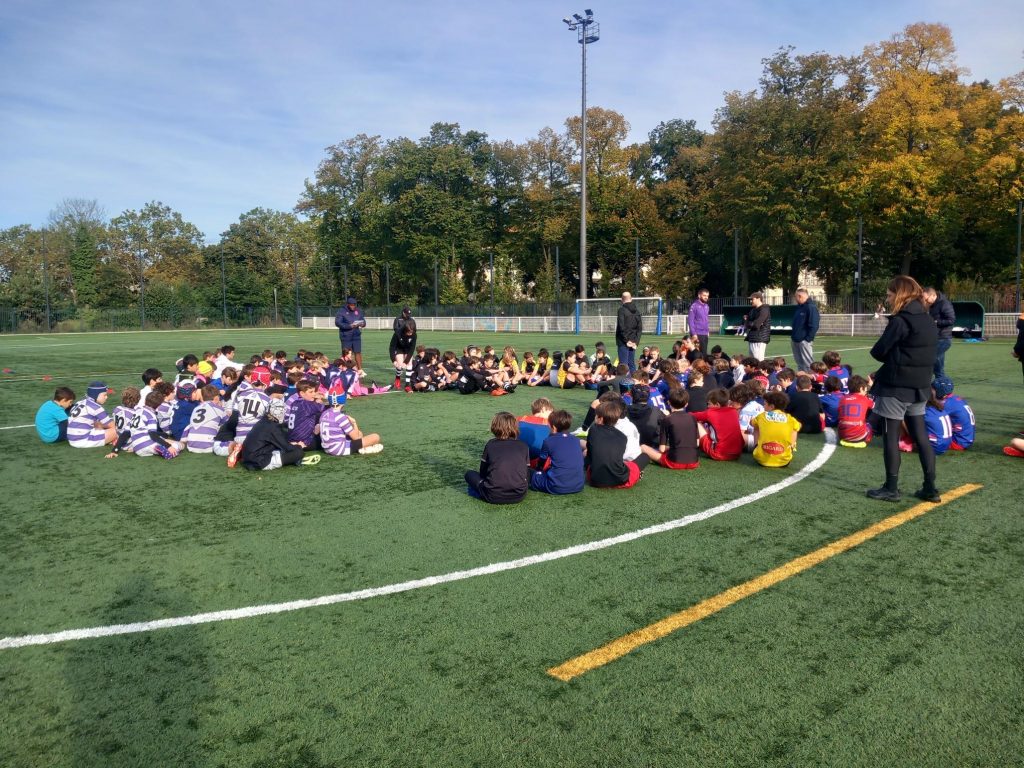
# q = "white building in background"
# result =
<box><xmin>756</xmin><ymin>269</ymin><xmax>826</xmax><ymax>304</ymax></box>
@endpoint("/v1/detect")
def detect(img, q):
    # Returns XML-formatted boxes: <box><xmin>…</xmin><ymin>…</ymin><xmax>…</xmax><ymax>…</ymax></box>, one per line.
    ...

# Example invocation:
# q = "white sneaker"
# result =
<box><xmin>358</xmin><ymin>444</ymin><xmax>384</xmax><ymax>455</ymax></box>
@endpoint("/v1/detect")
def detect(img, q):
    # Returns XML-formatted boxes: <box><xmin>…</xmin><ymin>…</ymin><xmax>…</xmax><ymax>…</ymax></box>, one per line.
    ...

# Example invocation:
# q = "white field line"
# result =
<box><xmin>0</xmin><ymin>424</ymin><xmax>33</xmax><ymax>431</ymax></box>
<box><xmin>0</xmin><ymin>434</ymin><xmax>838</xmax><ymax>650</ymax></box>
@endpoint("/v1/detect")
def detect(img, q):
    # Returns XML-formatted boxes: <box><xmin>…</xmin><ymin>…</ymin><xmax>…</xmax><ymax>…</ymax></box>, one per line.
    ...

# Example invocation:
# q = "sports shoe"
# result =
<box><xmin>358</xmin><ymin>444</ymin><xmax>384</xmax><ymax>455</ymax></box>
<box><xmin>866</xmin><ymin>487</ymin><xmax>901</xmax><ymax>502</ymax></box>
<box><xmin>404</xmin><ymin>385</ymin><xmax>413</xmax><ymax>393</ymax></box>
<box><xmin>301</xmin><ymin>454</ymin><xmax>321</xmax><ymax>466</ymax></box>
<box><xmin>393</xmin><ymin>376</ymin><xmax>402</xmax><ymax>390</ymax></box>
<box><xmin>572</xmin><ymin>428</ymin><xmax>588</xmax><ymax>438</ymax></box>
<box><xmin>948</xmin><ymin>442</ymin><xmax>965</xmax><ymax>451</ymax></box>
<box><xmin>912</xmin><ymin>487</ymin><xmax>941</xmax><ymax>503</ymax></box>
<box><xmin>226</xmin><ymin>443</ymin><xmax>243</xmax><ymax>468</ymax></box>
<box><xmin>154</xmin><ymin>444</ymin><xmax>176</xmax><ymax>460</ymax></box>
<box><xmin>840</xmin><ymin>439</ymin><xmax>867</xmax><ymax>449</ymax></box>
<box><xmin>1003</xmin><ymin>445</ymin><xmax>1024</xmax><ymax>458</ymax></box>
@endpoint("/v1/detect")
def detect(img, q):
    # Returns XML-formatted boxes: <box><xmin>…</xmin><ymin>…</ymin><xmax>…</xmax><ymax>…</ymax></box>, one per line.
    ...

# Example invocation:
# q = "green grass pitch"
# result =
<box><xmin>0</xmin><ymin>329</ymin><xmax>1022</xmax><ymax>767</ymax></box>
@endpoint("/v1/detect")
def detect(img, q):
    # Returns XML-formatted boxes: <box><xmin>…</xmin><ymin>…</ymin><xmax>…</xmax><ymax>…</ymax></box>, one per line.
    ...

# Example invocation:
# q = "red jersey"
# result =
<box><xmin>688</xmin><ymin>406</ymin><xmax>744</xmax><ymax>460</ymax></box>
<box><xmin>838</xmin><ymin>393</ymin><xmax>873</xmax><ymax>443</ymax></box>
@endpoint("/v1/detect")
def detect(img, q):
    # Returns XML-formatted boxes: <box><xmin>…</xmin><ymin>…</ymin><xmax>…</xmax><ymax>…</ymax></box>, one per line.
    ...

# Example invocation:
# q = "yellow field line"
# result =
<box><xmin>547</xmin><ymin>483</ymin><xmax>983</xmax><ymax>682</ymax></box>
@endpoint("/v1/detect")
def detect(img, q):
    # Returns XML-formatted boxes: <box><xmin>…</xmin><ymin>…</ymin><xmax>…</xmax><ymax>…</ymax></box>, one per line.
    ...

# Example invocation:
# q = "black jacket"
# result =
<box><xmin>745</xmin><ymin>304</ymin><xmax>772</xmax><ymax>344</ymax></box>
<box><xmin>616</xmin><ymin>302</ymin><xmax>643</xmax><ymax>346</ymax></box>
<box><xmin>870</xmin><ymin>299</ymin><xmax>938</xmax><ymax>401</ymax></box>
<box><xmin>928</xmin><ymin>294</ymin><xmax>956</xmax><ymax>340</ymax></box>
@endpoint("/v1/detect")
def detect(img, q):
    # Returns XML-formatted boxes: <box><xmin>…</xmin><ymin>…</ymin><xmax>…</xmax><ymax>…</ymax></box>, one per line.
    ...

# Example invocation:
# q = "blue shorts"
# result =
<box><xmin>341</xmin><ymin>335</ymin><xmax>362</xmax><ymax>353</ymax></box>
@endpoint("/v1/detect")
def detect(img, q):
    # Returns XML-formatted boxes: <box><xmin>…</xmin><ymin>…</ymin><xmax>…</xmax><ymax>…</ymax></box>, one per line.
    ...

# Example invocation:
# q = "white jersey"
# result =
<box><xmin>232</xmin><ymin>389</ymin><xmax>270</xmax><ymax>442</ymax></box>
<box><xmin>614</xmin><ymin>417</ymin><xmax>643</xmax><ymax>462</ymax></box>
<box><xmin>67</xmin><ymin>397</ymin><xmax>111</xmax><ymax>448</ymax></box>
<box><xmin>183</xmin><ymin>401</ymin><xmax>229</xmax><ymax>453</ymax></box>
<box><xmin>112</xmin><ymin>404</ymin><xmax>136</xmax><ymax>436</ymax></box>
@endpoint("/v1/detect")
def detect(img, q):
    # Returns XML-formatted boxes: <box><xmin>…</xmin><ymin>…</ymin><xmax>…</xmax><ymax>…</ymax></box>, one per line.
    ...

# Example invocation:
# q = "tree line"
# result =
<box><xmin>2</xmin><ymin>23</ymin><xmax>1022</xmax><ymax>322</ymax></box>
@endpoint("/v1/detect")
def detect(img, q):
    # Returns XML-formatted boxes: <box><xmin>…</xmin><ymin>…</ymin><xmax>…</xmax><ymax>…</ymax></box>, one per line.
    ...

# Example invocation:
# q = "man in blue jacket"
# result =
<box><xmin>790</xmin><ymin>288</ymin><xmax>820</xmax><ymax>373</ymax></box>
<box><xmin>923</xmin><ymin>287</ymin><xmax>956</xmax><ymax>377</ymax></box>
<box><xmin>335</xmin><ymin>296</ymin><xmax>367</xmax><ymax>373</ymax></box>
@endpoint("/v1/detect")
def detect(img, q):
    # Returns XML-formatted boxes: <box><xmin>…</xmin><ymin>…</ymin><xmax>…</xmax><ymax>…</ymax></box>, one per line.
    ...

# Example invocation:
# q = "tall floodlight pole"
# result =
<box><xmin>563</xmin><ymin>10</ymin><xmax>599</xmax><ymax>300</ymax></box>
<box><xmin>1016</xmin><ymin>199</ymin><xmax>1022</xmax><ymax>313</ymax></box>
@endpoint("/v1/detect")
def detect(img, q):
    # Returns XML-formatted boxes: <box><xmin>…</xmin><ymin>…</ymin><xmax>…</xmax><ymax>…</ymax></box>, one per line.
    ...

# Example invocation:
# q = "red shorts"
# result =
<box><xmin>699</xmin><ymin>434</ymin><xmax>740</xmax><ymax>461</ymax></box>
<box><xmin>659</xmin><ymin>455</ymin><xmax>699</xmax><ymax>470</ymax></box>
<box><xmin>587</xmin><ymin>461</ymin><xmax>642</xmax><ymax>489</ymax></box>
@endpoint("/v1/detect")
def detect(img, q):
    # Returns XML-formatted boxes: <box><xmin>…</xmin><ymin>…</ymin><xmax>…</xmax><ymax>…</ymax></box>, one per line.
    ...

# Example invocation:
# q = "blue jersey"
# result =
<box><xmin>943</xmin><ymin>395</ymin><xmax>975</xmax><ymax>449</ymax></box>
<box><xmin>924</xmin><ymin>404</ymin><xmax>953</xmax><ymax>455</ymax></box>
<box><xmin>827</xmin><ymin>365</ymin><xmax>851</xmax><ymax>393</ymax></box>
<box><xmin>819</xmin><ymin>392</ymin><xmax>841</xmax><ymax>428</ymax></box>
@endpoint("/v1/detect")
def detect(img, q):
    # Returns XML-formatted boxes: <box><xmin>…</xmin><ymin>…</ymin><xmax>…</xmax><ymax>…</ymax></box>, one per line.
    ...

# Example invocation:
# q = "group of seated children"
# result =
<box><xmin>34</xmin><ymin>345</ymin><xmax>386</xmax><ymax>471</ymax></box>
<box><xmin>461</xmin><ymin>347</ymin><xmax>980</xmax><ymax>503</ymax></box>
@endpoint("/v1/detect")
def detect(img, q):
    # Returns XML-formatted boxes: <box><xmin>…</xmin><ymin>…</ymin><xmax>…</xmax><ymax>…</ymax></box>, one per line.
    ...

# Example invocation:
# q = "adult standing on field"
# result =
<box><xmin>615</xmin><ymin>292</ymin><xmax>643</xmax><ymax>374</ymax></box>
<box><xmin>744</xmin><ymin>292</ymin><xmax>771</xmax><ymax>361</ymax></box>
<box><xmin>922</xmin><ymin>287</ymin><xmax>955</xmax><ymax>377</ymax></box>
<box><xmin>687</xmin><ymin>288</ymin><xmax>711</xmax><ymax>355</ymax></box>
<box><xmin>335</xmin><ymin>296</ymin><xmax>367</xmax><ymax>374</ymax></box>
<box><xmin>790</xmin><ymin>288</ymin><xmax>820</xmax><ymax>373</ymax></box>
<box><xmin>389</xmin><ymin>306</ymin><xmax>417</xmax><ymax>390</ymax></box>
<box><xmin>866</xmin><ymin>275</ymin><xmax>940</xmax><ymax>504</ymax></box>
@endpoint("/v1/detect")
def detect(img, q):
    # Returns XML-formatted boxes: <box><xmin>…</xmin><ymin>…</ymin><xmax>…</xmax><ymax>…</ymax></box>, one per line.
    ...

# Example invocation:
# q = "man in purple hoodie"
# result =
<box><xmin>687</xmin><ymin>288</ymin><xmax>711</xmax><ymax>355</ymax></box>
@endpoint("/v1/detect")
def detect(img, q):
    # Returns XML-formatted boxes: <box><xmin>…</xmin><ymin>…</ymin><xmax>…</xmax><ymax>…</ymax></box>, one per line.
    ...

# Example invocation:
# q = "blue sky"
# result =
<box><xmin>1</xmin><ymin>0</ymin><xmax>1021</xmax><ymax>241</ymax></box>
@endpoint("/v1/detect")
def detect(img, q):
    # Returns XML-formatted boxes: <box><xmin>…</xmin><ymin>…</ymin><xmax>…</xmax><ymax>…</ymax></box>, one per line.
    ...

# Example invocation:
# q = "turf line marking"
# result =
<box><xmin>0</xmin><ymin>437</ymin><xmax>839</xmax><ymax>650</ymax></box>
<box><xmin>0</xmin><ymin>424</ymin><xmax>33</xmax><ymax>431</ymax></box>
<box><xmin>546</xmin><ymin>483</ymin><xmax>983</xmax><ymax>682</ymax></box>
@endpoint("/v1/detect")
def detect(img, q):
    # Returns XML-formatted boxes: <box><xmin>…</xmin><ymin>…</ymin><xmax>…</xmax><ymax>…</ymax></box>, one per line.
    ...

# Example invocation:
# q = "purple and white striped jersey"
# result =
<box><xmin>156</xmin><ymin>400</ymin><xmax>175</xmax><ymax>433</ymax></box>
<box><xmin>128</xmin><ymin>406</ymin><xmax>160</xmax><ymax>456</ymax></box>
<box><xmin>112</xmin><ymin>404</ymin><xmax>136</xmax><ymax>436</ymax></box>
<box><xmin>183</xmin><ymin>401</ymin><xmax>228</xmax><ymax>453</ymax></box>
<box><xmin>320</xmin><ymin>408</ymin><xmax>355</xmax><ymax>456</ymax></box>
<box><xmin>67</xmin><ymin>397</ymin><xmax>112</xmax><ymax>447</ymax></box>
<box><xmin>232</xmin><ymin>389</ymin><xmax>270</xmax><ymax>442</ymax></box>
<box><xmin>286</xmin><ymin>397</ymin><xmax>324</xmax><ymax>447</ymax></box>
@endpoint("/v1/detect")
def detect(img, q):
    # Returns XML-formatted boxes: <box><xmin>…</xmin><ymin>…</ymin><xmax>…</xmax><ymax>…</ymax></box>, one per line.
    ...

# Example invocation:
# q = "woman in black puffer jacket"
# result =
<box><xmin>866</xmin><ymin>275</ymin><xmax>939</xmax><ymax>503</ymax></box>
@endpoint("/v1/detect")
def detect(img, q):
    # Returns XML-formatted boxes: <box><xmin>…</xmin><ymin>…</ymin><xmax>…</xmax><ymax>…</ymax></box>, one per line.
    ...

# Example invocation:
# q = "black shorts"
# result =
<box><xmin>349</xmin><ymin>437</ymin><xmax>363</xmax><ymax>452</ymax></box>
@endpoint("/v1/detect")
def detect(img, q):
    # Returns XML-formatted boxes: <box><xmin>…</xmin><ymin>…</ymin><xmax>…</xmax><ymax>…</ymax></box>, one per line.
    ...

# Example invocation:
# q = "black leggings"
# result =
<box><xmin>880</xmin><ymin>415</ymin><xmax>935</xmax><ymax>491</ymax></box>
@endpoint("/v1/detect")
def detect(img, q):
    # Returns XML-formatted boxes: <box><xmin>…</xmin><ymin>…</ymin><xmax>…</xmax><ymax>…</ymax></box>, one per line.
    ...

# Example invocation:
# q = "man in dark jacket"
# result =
<box><xmin>790</xmin><ymin>288</ymin><xmax>820</xmax><ymax>373</ymax></box>
<box><xmin>923</xmin><ymin>287</ymin><xmax>955</xmax><ymax>377</ymax></box>
<box><xmin>335</xmin><ymin>296</ymin><xmax>367</xmax><ymax>372</ymax></box>
<box><xmin>615</xmin><ymin>292</ymin><xmax>643</xmax><ymax>373</ymax></box>
<box><xmin>744</xmin><ymin>292</ymin><xmax>771</xmax><ymax>361</ymax></box>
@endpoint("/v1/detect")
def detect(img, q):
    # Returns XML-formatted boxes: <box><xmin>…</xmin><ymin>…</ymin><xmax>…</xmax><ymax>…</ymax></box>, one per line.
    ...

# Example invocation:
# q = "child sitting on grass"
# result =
<box><xmin>465</xmin><ymin>411</ymin><xmax>530</xmax><ymax>504</ymax></box>
<box><xmin>689</xmin><ymin>387</ymin><xmax>744</xmax><ymax>461</ymax></box>
<box><xmin>529</xmin><ymin>409</ymin><xmax>585</xmax><ymax>495</ymax></box>
<box><xmin>786</xmin><ymin>374</ymin><xmax>824</xmax><ymax>434</ymax></box>
<box><xmin>931</xmin><ymin>376</ymin><xmax>975</xmax><ymax>451</ymax></box>
<box><xmin>126</xmin><ymin>390</ymin><xmax>183</xmax><ymax>459</ymax></box>
<box><xmin>752</xmin><ymin>391</ymin><xmax>801</xmax><ymax>468</ymax></box>
<box><xmin>183</xmin><ymin>385</ymin><xmax>229</xmax><ymax>454</ymax></box>
<box><xmin>584</xmin><ymin>400</ymin><xmax>649</xmax><ymax>489</ymax></box>
<box><xmin>67</xmin><ymin>381</ymin><xmax>116</xmax><ymax>448</ymax></box>
<box><xmin>319</xmin><ymin>388</ymin><xmax>383</xmax><ymax>456</ymax></box>
<box><xmin>838</xmin><ymin>375</ymin><xmax>874</xmax><ymax>448</ymax></box>
<box><xmin>239</xmin><ymin>399</ymin><xmax>320</xmax><ymax>470</ymax></box>
<box><xmin>35</xmin><ymin>386</ymin><xmax>75</xmax><ymax>444</ymax></box>
<box><xmin>518</xmin><ymin>398</ymin><xmax>555</xmax><ymax>465</ymax></box>
<box><xmin>640</xmin><ymin>388</ymin><xmax>699</xmax><ymax>469</ymax></box>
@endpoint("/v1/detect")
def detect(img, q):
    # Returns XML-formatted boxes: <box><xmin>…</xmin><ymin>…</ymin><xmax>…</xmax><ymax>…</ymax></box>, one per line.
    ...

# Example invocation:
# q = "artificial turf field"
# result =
<box><xmin>0</xmin><ymin>328</ymin><xmax>1022</xmax><ymax>768</ymax></box>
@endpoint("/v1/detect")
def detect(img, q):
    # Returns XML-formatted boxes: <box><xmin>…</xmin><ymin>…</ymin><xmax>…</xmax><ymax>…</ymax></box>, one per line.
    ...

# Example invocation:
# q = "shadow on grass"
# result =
<box><xmin>65</xmin><ymin>577</ymin><xmax>212</xmax><ymax>768</ymax></box>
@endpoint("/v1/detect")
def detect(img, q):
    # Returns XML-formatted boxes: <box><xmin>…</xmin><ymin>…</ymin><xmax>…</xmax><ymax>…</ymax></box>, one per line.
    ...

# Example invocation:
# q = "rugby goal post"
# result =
<box><xmin>574</xmin><ymin>296</ymin><xmax>663</xmax><ymax>336</ymax></box>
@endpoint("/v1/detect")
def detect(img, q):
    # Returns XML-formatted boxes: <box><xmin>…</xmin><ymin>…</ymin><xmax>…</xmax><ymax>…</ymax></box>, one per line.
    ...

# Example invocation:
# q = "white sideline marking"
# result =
<box><xmin>0</xmin><ymin>424</ymin><xmax>33</xmax><ymax>431</ymax></box>
<box><xmin>0</xmin><ymin>435</ymin><xmax>837</xmax><ymax>650</ymax></box>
